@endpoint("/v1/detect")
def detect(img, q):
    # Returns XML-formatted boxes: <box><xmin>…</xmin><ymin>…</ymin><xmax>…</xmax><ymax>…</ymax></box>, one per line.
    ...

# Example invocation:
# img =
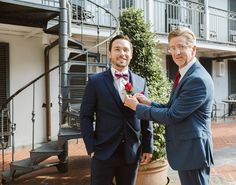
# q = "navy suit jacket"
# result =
<box><xmin>80</xmin><ymin>68</ymin><xmax>153</xmax><ymax>164</ymax></box>
<box><xmin>136</xmin><ymin>61</ymin><xmax>214</xmax><ymax>170</ymax></box>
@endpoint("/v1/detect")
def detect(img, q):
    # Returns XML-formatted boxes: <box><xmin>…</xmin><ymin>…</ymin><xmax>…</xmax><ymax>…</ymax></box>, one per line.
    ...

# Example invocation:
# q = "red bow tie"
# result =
<box><xmin>114</xmin><ymin>71</ymin><xmax>129</xmax><ymax>80</ymax></box>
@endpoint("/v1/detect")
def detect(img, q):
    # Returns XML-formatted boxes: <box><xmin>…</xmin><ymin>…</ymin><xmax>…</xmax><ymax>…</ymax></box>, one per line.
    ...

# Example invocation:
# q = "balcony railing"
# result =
<box><xmin>42</xmin><ymin>0</ymin><xmax>117</xmax><ymax>27</ymax></box>
<box><xmin>153</xmin><ymin>0</ymin><xmax>204</xmax><ymax>36</ymax></box>
<box><xmin>12</xmin><ymin>0</ymin><xmax>236</xmax><ymax>44</ymax></box>
<box><xmin>209</xmin><ymin>7</ymin><xmax>236</xmax><ymax>43</ymax></box>
<box><xmin>153</xmin><ymin>0</ymin><xmax>236</xmax><ymax>44</ymax></box>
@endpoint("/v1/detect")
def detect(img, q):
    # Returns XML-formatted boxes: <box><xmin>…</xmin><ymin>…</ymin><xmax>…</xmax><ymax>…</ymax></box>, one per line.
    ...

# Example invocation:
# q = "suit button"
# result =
<box><xmin>121</xmin><ymin>140</ymin><xmax>125</xmax><ymax>143</ymax></box>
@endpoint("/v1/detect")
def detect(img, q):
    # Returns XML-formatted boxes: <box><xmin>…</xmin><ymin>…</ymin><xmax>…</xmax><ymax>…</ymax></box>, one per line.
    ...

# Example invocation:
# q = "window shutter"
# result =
<box><xmin>0</xmin><ymin>43</ymin><xmax>10</xmax><ymax>148</ymax></box>
<box><xmin>0</xmin><ymin>43</ymin><xmax>9</xmax><ymax>107</ymax></box>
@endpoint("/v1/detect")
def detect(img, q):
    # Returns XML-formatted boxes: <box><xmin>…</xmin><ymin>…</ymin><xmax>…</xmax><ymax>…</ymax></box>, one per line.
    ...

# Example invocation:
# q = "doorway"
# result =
<box><xmin>228</xmin><ymin>60</ymin><xmax>236</xmax><ymax>94</ymax></box>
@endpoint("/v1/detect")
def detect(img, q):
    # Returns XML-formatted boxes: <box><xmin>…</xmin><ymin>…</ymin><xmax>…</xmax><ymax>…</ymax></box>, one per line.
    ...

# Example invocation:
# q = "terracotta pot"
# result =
<box><xmin>136</xmin><ymin>159</ymin><xmax>169</xmax><ymax>185</ymax></box>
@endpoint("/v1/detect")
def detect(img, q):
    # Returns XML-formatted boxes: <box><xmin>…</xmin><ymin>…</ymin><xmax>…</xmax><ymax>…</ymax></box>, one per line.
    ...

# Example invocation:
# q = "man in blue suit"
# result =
<box><xmin>80</xmin><ymin>34</ymin><xmax>153</xmax><ymax>185</ymax></box>
<box><xmin>124</xmin><ymin>27</ymin><xmax>214</xmax><ymax>185</ymax></box>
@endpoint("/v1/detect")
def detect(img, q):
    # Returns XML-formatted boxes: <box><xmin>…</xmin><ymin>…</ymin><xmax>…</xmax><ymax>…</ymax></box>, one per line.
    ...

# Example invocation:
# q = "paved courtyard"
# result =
<box><xmin>0</xmin><ymin>117</ymin><xmax>236</xmax><ymax>185</ymax></box>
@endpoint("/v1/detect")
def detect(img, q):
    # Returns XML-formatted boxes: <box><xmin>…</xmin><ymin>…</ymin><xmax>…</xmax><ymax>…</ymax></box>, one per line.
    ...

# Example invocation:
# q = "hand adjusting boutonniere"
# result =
<box><xmin>124</xmin><ymin>82</ymin><xmax>144</xmax><ymax>95</ymax></box>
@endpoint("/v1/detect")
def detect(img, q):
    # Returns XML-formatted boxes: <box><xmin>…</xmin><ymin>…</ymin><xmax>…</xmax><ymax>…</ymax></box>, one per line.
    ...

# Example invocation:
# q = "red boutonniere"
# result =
<box><xmin>125</xmin><ymin>82</ymin><xmax>134</xmax><ymax>95</ymax></box>
<box><xmin>124</xmin><ymin>82</ymin><xmax>144</xmax><ymax>95</ymax></box>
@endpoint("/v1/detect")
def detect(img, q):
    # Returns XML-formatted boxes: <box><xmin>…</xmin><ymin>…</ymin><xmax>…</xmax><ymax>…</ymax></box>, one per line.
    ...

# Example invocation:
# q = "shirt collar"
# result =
<box><xmin>179</xmin><ymin>57</ymin><xmax>196</xmax><ymax>81</ymax></box>
<box><xmin>111</xmin><ymin>67</ymin><xmax>129</xmax><ymax>79</ymax></box>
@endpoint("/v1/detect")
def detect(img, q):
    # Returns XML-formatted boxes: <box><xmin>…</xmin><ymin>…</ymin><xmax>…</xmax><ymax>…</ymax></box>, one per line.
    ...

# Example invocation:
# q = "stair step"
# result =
<box><xmin>72</xmin><ymin>20</ymin><xmax>116</xmax><ymax>29</ymax></box>
<box><xmin>62</xmin><ymin>85</ymin><xmax>86</xmax><ymax>89</ymax></box>
<box><xmin>44</xmin><ymin>23</ymin><xmax>59</xmax><ymax>35</ymax></box>
<box><xmin>68</xmin><ymin>38</ymin><xmax>84</xmax><ymax>50</ymax></box>
<box><xmin>68</xmin><ymin>60</ymin><xmax>108</xmax><ymax>67</ymax></box>
<box><xmin>62</xmin><ymin>72</ymin><xmax>97</xmax><ymax>76</ymax></box>
<box><xmin>58</xmin><ymin>127</ymin><xmax>82</xmax><ymax>146</ymax></box>
<box><xmin>62</xmin><ymin>98</ymin><xmax>82</xmax><ymax>103</ymax></box>
<box><xmin>30</xmin><ymin>141</ymin><xmax>64</xmax><ymax>165</ymax></box>
<box><xmin>69</xmin><ymin>51</ymin><xmax>100</xmax><ymax>62</ymax></box>
<box><xmin>68</xmin><ymin>48</ymin><xmax>84</xmax><ymax>54</ymax></box>
<box><xmin>1</xmin><ymin>169</ymin><xmax>33</xmax><ymax>182</ymax></box>
<box><xmin>59</xmin><ymin>127</ymin><xmax>81</xmax><ymax>136</ymax></box>
<box><xmin>11</xmin><ymin>158</ymin><xmax>34</xmax><ymax>170</ymax></box>
<box><xmin>70</xmin><ymin>103</ymin><xmax>81</xmax><ymax>110</ymax></box>
<box><xmin>31</xmin><ymin>141</ymin><xmax>63</xmax><ymax>155</ymax></box>
<box><xmin>63</xmin><ymin>110</ymin><xmax>80</xmax><ymax>118</ymax></box>
<box><xmin>2</xmin><ymin>161</ymin><xmax>62</xmax><ymax>182</ymax></box>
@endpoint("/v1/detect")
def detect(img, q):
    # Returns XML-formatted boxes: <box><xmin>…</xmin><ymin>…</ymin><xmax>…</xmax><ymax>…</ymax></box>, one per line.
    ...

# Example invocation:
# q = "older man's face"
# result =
<box><xmin>169</xmin><ymin>35</ymin><xmax>196</xmax><ymax>69</ymax></box>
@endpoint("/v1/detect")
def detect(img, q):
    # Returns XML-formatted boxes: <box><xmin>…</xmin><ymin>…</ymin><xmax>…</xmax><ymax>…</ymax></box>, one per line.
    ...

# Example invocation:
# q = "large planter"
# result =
<box><xmin>136</xmin><ymin>159</ymin><xmax>169</xmax><ymax>185</ymax></box>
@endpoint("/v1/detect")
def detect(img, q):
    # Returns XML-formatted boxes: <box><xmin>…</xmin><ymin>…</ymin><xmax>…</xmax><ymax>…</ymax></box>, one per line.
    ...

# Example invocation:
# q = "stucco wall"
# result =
<box><xmin>0</xmin><ymin>33</ymin><xmax>59</xmax><ymax>147</ymax></box>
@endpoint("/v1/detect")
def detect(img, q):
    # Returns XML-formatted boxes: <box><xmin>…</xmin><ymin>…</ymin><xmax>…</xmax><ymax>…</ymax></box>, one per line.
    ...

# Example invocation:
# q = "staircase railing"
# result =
<box><xmin>0</xmin><ymin>0</ymin><xmax>119</xmax><ymax>173</ymax></box>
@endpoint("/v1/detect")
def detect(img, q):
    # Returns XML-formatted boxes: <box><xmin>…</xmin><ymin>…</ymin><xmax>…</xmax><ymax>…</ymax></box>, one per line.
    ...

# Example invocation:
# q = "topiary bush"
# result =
<box><xmin>119</xmin><ymin>8</ymin><xmax>171</xmax><ymax>160</ymax></box>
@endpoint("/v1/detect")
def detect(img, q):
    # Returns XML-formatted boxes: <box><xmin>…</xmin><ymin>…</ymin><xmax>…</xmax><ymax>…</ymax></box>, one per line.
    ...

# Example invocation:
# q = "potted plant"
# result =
<box><xmin>119</xmin><ymin>8</ymin><xmax>171</xmax><ymax>185</ymax></box>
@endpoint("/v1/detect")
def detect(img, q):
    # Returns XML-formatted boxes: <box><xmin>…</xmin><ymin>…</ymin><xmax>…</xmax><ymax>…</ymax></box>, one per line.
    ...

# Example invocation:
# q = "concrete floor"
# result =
<box><xmin>1</xmin><ymin>116</ymin><xmax>236</xmax><ymax>185</ymax></box>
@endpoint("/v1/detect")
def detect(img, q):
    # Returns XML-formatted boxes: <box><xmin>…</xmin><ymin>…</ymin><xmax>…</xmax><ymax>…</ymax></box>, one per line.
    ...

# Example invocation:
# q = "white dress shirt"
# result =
<box><xmin>111</xmin><ymin>67</ymin><xmax>129</xmax><ymax>102</ymax></box>
<box><xmin>179</xmin><ymin>57</ymin><xmax>197</xmax><ymax>82</ymax></box>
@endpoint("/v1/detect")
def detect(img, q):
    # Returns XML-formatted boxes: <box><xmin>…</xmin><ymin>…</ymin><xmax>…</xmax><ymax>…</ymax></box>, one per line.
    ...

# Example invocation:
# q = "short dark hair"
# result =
<box><xmin>108</xmin><ymin>34</ymin><xmax>133</xmax><ymax>52</ymax></box>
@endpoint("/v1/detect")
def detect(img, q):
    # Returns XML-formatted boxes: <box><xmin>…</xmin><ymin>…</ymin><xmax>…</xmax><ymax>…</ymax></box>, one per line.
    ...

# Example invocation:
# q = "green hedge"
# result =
<box><xmin>119</xmin><ymin>8</ymin><xmax>171</xmax><ymax>159</ymax></box>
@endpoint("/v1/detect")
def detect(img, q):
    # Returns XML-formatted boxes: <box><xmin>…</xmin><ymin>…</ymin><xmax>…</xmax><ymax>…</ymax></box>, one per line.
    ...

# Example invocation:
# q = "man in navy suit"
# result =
<box><xmin>80</xmin><ymin>34</ymin><xmax>153</xmax><ymax>185</ymax></box>
<box><xmin>124</xmin><ymin>27</ymin><xmax>214</xmax><ymax>185</ymax></box>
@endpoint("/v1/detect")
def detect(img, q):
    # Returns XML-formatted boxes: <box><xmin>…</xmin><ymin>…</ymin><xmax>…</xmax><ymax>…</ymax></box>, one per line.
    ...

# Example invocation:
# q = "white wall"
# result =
<box><xmin>209</xmin><ymin>0</ymin><xmax>227</xmax><ymax>10</ymax></box>
<box><xmin>0</xmin><ymin>33</ymin><xmax>59</xmax><ymax>147</ymax></box>
<box><xmin>212</xmin><ymin>60</ymin><xmax>228</xmax><ymax>101</ymax></box>
<box><xmin>212</xmin><ymin>60</ymin><xmax>229</xmax><ymax>115</ymax></box>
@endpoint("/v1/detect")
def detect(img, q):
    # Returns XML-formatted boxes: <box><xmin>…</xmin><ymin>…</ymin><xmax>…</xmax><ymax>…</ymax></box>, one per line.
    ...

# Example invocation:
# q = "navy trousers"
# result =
<box><xmin>178</xmin><ymin>166</ymin><xmax>210</xmax><ymax>185</ymax></box>
<box><xmin>91</xmin><ymin>143</ymin><xmax>139</xmax><ymax>185</ymax></box>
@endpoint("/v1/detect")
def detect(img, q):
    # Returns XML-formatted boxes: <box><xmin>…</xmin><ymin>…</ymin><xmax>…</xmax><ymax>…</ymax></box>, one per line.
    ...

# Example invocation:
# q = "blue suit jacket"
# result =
<box><xmin>80</xmin><ymin>69</ymin><xmax>153</xmax><ymax>164</ymax></box>
<box><xmin>136</xmin><ymin>61</ymin><xmax>214</xmax><ymax>170</ymax></box>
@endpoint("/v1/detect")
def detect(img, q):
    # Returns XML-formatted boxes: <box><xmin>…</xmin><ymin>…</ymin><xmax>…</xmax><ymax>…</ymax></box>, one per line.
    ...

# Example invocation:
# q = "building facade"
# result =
<box><xmin>0</xmin><ymin>0</ymin><xmax>236</xmax><ymax>182</ymax></box>
<box><xmin>0</xmin><ymin>0</ymin><xmax>235</xmax><ymax>149</ymax></box>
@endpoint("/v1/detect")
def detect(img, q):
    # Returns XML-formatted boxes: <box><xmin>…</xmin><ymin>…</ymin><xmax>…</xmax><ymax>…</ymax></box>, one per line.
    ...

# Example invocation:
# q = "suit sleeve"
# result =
<box><xmin>80</xmin><ymin>77</ymin><xmax>96</xmax><ymax>155</ymax></box>
<box><xmin>140</xmin><ymin>80</ymin><xmax>153</xmax><ymax>153</ymax></box>
<box><xmin>136</xmin><ymin>77</ymin><xmax>207</xmax><ymax>125</ymax></box>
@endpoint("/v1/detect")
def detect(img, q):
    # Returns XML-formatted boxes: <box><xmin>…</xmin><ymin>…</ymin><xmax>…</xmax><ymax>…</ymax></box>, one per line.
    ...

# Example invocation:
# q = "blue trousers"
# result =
<box><xmin>91</xmin><ymin>143</ymin><xmax>139</xmax><ymax>185</ymax></box>
<box><xmin>178</xmin><ymin>166</ymin><xmax>210</xmax><ymax>185</ymax></box>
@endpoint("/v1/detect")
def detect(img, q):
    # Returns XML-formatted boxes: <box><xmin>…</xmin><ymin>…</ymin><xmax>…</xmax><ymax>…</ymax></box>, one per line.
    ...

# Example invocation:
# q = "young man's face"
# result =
<box><xmin>169</xmin><ymin>35</ymin><xmax>196</xmax><ymax>69</ymax></box>
<box><xmin>109</xmin><ymin>39</ymin><xmax>133</xmax><ymax>71</ymax></box>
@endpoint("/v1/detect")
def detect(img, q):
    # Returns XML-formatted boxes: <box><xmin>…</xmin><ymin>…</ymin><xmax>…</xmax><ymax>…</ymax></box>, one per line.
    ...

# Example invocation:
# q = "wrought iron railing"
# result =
<box><xmin>209</xmin><ymin>7</ymin><xmax>236</xmax><ymax>43</ymax></box>
<box><xmin>12</xmin><ymin>0</ymin><xmax>236</xmax><ymax>44</ymax></box>
<box><xmin>152</xmin><ymin>0</ymin><xmax>236</xmax><ymax>44</ymax></box>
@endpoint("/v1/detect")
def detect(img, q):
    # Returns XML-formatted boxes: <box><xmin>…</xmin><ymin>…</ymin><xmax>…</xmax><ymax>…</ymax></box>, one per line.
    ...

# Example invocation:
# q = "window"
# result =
<box><xmin>120</xmin><ymin>0</ymin><xmax>134</xmax><ymax>9</ymax></box>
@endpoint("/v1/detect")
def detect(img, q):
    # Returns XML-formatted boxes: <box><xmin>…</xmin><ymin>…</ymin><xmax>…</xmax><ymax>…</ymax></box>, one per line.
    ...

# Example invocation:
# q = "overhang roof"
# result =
<box><xmin>0</xmin><ymin>0</ymin><xmax>59</xmax><ymax>29</ymax></box>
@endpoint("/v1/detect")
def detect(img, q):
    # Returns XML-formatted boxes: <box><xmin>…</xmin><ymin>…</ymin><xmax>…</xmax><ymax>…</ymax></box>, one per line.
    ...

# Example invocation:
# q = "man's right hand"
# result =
<box><xmin>134</xmin><ymin>93</ymin><xmax>152</xmax><ymax>106</ymax></box>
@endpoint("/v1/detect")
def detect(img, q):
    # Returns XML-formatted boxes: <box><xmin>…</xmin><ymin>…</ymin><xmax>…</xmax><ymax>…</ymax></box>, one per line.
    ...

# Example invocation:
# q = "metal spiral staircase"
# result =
<box><xmin>0</xmin><ymin>0</ymin><xmax>119</xmax><ymax>183</ymax></box>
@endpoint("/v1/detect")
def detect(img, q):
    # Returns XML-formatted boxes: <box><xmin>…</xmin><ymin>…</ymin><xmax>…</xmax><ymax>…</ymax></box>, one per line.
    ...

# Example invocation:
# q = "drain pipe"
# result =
<box><xmin>57</xmin><ymin>0</ymin><xmax>69</xmax><ymax>171</ymax></box>
<box><xmin>44</xmin><ymin>39</ymin><xmax>59</xmax><ymax>141</ymax></box>
<box><xmin>59</xmin><ymin>0</ymin><xmax>68</xmax><ymax>126</ymax></box>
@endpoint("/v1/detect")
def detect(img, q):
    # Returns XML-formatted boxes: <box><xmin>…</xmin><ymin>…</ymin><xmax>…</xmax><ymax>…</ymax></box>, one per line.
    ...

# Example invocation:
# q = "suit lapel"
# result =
<box><xmin>172</xmin><ymin>61</ymin><xmax>200</xmax><ymax>97</ymax></box>
<box><xmin>103</xmin><ymin>69</ymin><xmax>124</xmax><ymax>108</ymax></box>
<box><xmin>129</xmin><ymin>70</ymin><xmax>142</xmax><ymax>94</ymax></box>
